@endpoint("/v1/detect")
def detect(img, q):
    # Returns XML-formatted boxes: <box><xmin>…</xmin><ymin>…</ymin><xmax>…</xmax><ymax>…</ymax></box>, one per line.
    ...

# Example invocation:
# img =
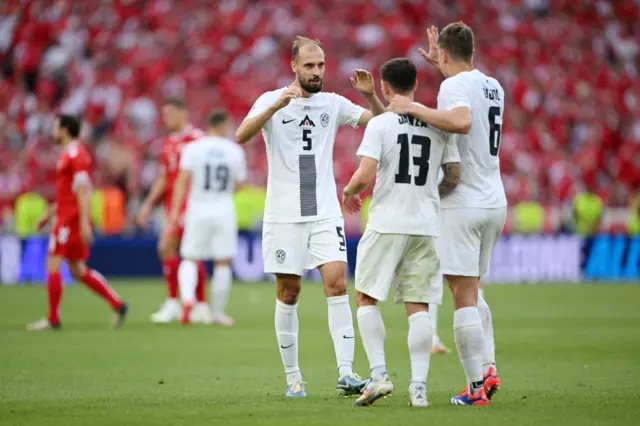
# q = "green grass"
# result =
<box><xmin>1</xmin><ymin>281</ymin><xmax>640</xmax><ymax>426</ymax></box>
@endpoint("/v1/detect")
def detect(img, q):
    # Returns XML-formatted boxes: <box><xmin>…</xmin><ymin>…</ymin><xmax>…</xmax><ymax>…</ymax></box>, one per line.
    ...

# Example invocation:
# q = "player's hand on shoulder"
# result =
<box><xmin>342</xmin><ymin>192</ymin><xmax>362</xmax><ymax>214</ymax></box>
<box><xmin>418</xmin><ymin>25</ymin><xmax>440</xmax><ymax>68</ymax></box>
<box><xmin>387</xmin><ymin>94</ymin><xmax>413</xmax><ymax>115</ymax></box>
<box><xmin>274</xmin><ymin>83</ymin><xmax>302</xmax><ymax>110</ymax></box>
<box><xmin>350</xmin><ymin>69</ymin><xmax>375</xmax><ymax>96</ymax></box>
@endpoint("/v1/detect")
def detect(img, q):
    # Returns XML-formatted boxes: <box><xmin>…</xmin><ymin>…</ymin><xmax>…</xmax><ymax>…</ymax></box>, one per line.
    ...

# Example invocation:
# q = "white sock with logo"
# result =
<box><xmin>453</xmin><ymin>307</ymin><xmax>484</xmax><ymax>395</ymax></box>
<box><xmin>327</xmin><ymin>295</ymin><xmax>355</xmax><ymax>377</ymax></box>
<box><xmin>478</xmin><ymin>289</ymin><xmax>496</xmax><ymax>372</ymax></box>
<box><xmin>275</xmin><ymin>299</ymin><xmax>301</xmax><ymax>384</ymax></box>
<box><xmin>357</xmin><ymin>305</ymin><xmax>387</xmax><ymax>381</ymax></box>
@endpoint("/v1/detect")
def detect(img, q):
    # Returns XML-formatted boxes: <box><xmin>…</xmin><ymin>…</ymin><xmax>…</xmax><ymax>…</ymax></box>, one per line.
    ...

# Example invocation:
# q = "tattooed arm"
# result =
<box><xmin>439</xmin><ymin>162</ymin><xmax>460</xmax><ymax>197</ymax></box>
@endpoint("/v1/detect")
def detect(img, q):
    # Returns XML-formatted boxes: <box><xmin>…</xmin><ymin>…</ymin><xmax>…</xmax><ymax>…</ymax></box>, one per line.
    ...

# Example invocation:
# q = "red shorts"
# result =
<box><xmin>49</xmin><ymin>223</ymin><xmax>89</xmax><ymax>261</ymax></box>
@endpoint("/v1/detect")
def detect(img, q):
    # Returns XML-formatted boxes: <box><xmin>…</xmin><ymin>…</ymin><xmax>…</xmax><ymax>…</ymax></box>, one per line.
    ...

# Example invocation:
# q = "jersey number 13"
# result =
<box><xmin>395</xmin><ymin>134</ymin><xmax>431</xmax><ymax>186</ymax></box>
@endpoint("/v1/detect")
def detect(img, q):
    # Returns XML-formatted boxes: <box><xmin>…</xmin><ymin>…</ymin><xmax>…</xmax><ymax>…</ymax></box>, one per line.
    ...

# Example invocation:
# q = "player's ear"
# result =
<box><xmin>381</xmin><ymin>81</ymin><xmax>391</xmax><ymax>102</ymax></box>
<box><xmin>290</xmin><ymin>61</ymin><xmax>297</xmax><ymax>73</ymax></box>
<box><xmin>413</xmin><ymin>79</ymin><xmax>419</xmax><ymax>92</ymax></box>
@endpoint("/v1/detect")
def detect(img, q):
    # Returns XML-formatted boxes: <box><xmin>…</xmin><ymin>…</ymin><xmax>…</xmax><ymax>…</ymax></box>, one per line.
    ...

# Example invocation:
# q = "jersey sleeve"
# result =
<box><xmin>335</xmin><ymin>94</ymin><xmax>366</xmax><ymax>128</ymax></box>
<box><xmin>437</xmin><ymin>77</ymin><xmax>471</xmax><ymax>111</ymax></box>
<box><xmin>234</xmin><ymin>147</ymin><xmax>248</xmax><ymax>183</ymax></box>
<box><xmin>179</xmin><ymin>144</ymin><xmax>197</xmax><ymax>172</ymax></box>
<box><xmin>356</xmin><ymin>116</ymin><xmax>385</xmax><ymax>161</ymax></box>
<box><xmin>442</xmin><ymin>133</ymin><xmax>460</xmax><ymax>164</ymax></box>
<box><xmin>244</xmin><ymin>91</ymin><xmax>278</xmax><ymax>130</ymax></box>
<box><xmin>70</xmin><ymin>150</ymin><xmax>92</xmax><ymax>192</ymax></box>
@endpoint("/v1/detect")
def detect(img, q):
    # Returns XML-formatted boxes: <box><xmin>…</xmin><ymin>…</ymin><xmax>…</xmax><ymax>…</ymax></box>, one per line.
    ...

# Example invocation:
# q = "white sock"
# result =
<box><xmin>430</xmin><ymin>303</ymin><xmax>442</xmax><ymax>346</ymax></box>
<box><xmin>327</xmin><ymin>295</ymin><xmax>355</xmax><ymax>377</ymax></box>
<box><xmin>453</xmin><ymin>306</ymin><xmax>484</xmax><ymax>395</ymax></box>
<box><xmin>357</xmin><ymin>305</ymin><xmax>387</xmax><ymax>381</ymax></box>
<box><xmin>477</xmin><ymin>289</ymin><xmax>496</xmax><ymax>372</ymax></box>
<box><xmin>211</xmin><ymin>264</ymin><xmax>232</xmax><ymax>317</ymax></box>
<box><xmin>408</xmin><ymin>311</ymin><xmax>433</xmax><ymax>385</ymax></box>
<box><xmin>275</xmin><ymin>300</ymin><xmax>301</xmax><ymax>384</ymax></box>
<box><xmin>177</xmin><ymin>260</ymin><xmax>198</xmax><ymax>305</ymax></box>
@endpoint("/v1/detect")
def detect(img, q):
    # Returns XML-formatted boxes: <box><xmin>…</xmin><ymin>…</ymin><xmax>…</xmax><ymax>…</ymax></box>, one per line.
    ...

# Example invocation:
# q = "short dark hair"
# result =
<box><xmin>207</xmin><ymin>109</ymin><xmax>229</xmax><ymax>128</ymax></box>
<box><xmin>438</xmin><ymin>22</ymin><xmax>474</xmax><ymax>62</ymax></box>
<box><xmin>380</xmin><ymin>58</ymin><xmax>417</xmax><ymax>93</ymax></box>
<box><xmin>57</xmin><ymin>114</ymin><xmax>81</xmax><ymax>138</ymax></box>
<box><xmin>292</xmin><ymin>36</ymin><xmax>324</xmax><ymax>60</ymax></box>
<box><xmin>163</xmin><ymin>97</ymin><xmax>186</xmax><ymax>109</ymax></box>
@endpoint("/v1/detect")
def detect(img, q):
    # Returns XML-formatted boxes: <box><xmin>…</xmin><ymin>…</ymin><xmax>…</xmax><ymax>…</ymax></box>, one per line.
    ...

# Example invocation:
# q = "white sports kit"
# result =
<box><xmin>355</xmin><ymin>108</ymin><xmax>459</xmax><ymax>304</ymax></box>
<box><xmin>179</xmin><ymin>136</ymin><xmax>247</xmax><ymax>260</ymax></box>
<box><xmin>245</xmin><ymin>88</ymin><xmax>365</xmax><ymax>275</ymax></box>
<box><xmin>437</xmin><ymin>70</ymin><xmax>507</xmax><ymax>277</ymax></box>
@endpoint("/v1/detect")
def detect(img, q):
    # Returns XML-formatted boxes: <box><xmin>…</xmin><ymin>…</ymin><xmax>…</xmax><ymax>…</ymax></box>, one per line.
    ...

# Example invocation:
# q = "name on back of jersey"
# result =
<box><xmin>483</xmin><ymin>87</ymin><xmax>501</xmax><ymax>101</ymax></box>
<box><xmin>397</xmin><ymin>114</ymin><xmax>429</xmax><ymax>128</ymax></box>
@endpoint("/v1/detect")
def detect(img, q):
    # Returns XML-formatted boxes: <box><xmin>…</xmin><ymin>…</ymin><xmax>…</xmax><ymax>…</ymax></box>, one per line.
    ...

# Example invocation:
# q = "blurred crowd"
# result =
<box><xmin>0</xmin><ymin>0</ymin><xmax>638</xmax><ymax>218</ymax></box>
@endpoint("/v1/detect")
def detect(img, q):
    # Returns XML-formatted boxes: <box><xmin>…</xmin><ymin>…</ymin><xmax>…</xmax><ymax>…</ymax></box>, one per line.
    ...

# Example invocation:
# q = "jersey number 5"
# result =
<box><xmin>488</xmin><ymin>106</ymin><xmax>502</xmax><ymax>156</ymax></box>
<box><xmin>204</xmin><ymin>164</ymin><xmax>230</xmax><ymax>191</ymax></box>
<box><xmin>395</xmin><ymin>134</ymin><xmax>431</xmax><ymax>186</ymax></box>
<box><xmin>302</xmin><ymin>130</ymin><xmax>312</xmax><ymax>151</ymax></box>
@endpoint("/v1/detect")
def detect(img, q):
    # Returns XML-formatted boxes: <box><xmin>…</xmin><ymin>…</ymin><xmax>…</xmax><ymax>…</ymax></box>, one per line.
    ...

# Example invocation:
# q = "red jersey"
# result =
<box><xmin>55</xmin><ymin>141</ymin><xmax>92</xmax><ymax>227</ymax></box>
<box><xmin>160</xmin><ymin>125</ymin><xmax>204</xmax><ymax>212</ymax></box>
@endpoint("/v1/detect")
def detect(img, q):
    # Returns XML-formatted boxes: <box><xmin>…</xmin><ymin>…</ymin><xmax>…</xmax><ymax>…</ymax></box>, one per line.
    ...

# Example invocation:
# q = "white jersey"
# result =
<box><xmin>179</xmin><ymin>136</ymin><xmax>247</xmax><ymax>218</ymax></box>
<box><xmin>245</xmin><ymin>87</ymin><xmax>365</xmax><ymax>223</ymax></box>
<box><xmin>437</xmin><ymin>69</ymin><xmax>507</xmax><ymax>209</ymax></box>
<box><xmin>356</xmin><ymin>106</ymin><xmax>460</xmax><ymax>236</ymax></box>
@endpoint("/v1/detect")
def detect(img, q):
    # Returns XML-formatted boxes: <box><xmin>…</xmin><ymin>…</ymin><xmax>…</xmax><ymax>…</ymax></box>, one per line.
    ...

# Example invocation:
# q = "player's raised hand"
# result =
<box><xmin>387</xmin><ymin>94</ymin><xmax>414</xmax><ymax>115</ymax></box>
<box><xmin>418</xmin><ymin>25</ymin><xmax>440</xmax><ymax>68</ymax></box>
<box><xmin>274</xmin><ymin>83</ymin><xmax>302</xmax><ymax>110</ymax></box>
<box><xmin>342</xmin><ymin>193</ymin><xmax>362</xmax><ymax>214</ymax></box>
<box><xmin>350</xmin><ymin>69</ymin><xmax>375</xmax><ymax>96</ymax></box>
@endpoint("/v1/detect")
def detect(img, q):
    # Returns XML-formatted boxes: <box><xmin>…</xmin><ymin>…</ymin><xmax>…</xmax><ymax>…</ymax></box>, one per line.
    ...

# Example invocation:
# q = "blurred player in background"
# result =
<box><xmin>236</xmin><ymin>36</ymin><xmax>386</xmax><ymax>397</ymax></box>
<box><xmin>137</xmin><ymin>98</ymin><xmax>210</xmax><ymax>324</ymax></box>
<box><xmin>343</xmin><ymin>58</ymin><xmax>460</xmax><ymax>408</ymax></box>
<box><xmin>389</xmin><ymin>22</ymin><xmax>505</xmax><ymax>406</ymax></box>
<box><xmin>28</xmin><ymin>115</ymin><xmax>128</xmax><ymax>331</ymax></box>
<box><xmin>168</xmin><ymin>110</ymin><xmax>246</xmax><ymax>326</ymax></box>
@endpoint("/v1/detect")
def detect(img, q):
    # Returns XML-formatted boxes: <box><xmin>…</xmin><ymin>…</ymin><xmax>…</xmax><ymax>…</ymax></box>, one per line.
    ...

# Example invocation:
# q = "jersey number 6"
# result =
<box><xmin>488</xmin><ymin>106</ymin><xmax>502</xmax><ymax>157</ymax></box>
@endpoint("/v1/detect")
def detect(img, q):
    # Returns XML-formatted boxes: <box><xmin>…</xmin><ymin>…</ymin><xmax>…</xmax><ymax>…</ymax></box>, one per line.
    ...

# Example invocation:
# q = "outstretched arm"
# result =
<box><xmin>350</xmin><ymin>69</ymin><xmax>385</xmax><ymax>126</ymax></box>
<box><xmin>388</xmin><ymin>97</ymin><xmax>471</xmax><ymax>134</ymax></box>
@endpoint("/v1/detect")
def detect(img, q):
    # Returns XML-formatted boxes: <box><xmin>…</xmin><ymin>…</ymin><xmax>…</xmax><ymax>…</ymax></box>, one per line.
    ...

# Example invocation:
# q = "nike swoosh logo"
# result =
<box><xmin>282</xmin><ymin>119</ymin><xmax>295</xmax><ymax>124</ymax></box>
<box><xmin>342</xmin><ymin>335</ymin><xmax>355</xmax><ymax>339</ymax></box>
<box><xmin>280</xmin><ymin>343</ymin><xmax>294</xmax><ymax>349</ymax></box>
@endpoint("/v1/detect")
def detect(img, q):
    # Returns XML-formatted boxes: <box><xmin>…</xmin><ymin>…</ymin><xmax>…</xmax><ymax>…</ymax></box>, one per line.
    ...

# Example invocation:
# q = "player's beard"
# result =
<box><xmin>299</xmin><ymin>74</ymin><xmax>323</xmax><ymax>94</ymax></box>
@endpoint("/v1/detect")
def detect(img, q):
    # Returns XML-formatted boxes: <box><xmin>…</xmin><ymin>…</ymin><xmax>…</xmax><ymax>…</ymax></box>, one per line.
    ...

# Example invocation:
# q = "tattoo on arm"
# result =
<box><xmin>438</xmin><ymin>162</ymin><xmax>460</xmax><ymax>197</ymax></box>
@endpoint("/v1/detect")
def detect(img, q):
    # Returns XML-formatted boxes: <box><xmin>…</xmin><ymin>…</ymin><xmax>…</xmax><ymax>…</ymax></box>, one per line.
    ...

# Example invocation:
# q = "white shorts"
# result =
<box><xmin>355</xmin><ymin>229</ymin><xmax>442</xmax><ymax>305</ymax></box>
<box><xmin>180</xmin><ymin>215</ymin><xmax>238</xmax><ymax>261</ymax></box>
<box><xmin>262</xmin><ymin>217</ymin><xmax>347</xmax><ymax>275</ymax></box>
<box><xmin>438</xmin><ymin>207</ymin><xmax>507</xmax><ymax>277</ymax></box>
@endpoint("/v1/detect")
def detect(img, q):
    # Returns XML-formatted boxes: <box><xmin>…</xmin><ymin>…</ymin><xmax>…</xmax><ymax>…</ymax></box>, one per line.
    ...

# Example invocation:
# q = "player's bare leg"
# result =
<box><xmin>68</xmin><ymin>260</ymin><xmax>128</xmax><ymax>328</ymax></box>
<box><xmin>275</xmin><ymin>273</ymin><xmax>305</xmax><ymax>397</ymax></box>
<box><xmin>478</xmin><ymin>285</ymin><xmax>500</xmax><ymax>398</ymax></box>
<box><xmin>152</xmin><ymin>231</ymin><xmax>182</xmax><ymax>323</ymax></box>
<box><xmin>448</xmin><ymin>275</ymin><xmax>489</xmax><ymax>405</ymax></box>
<box><xmin>210</xmin><ymin>259</ymin><xmax>234</xmax><ymax>326</ymax></box>
<box><xmin>354</xmin><ymin>291</ymin><xmax>393</xmax><ymax>406</ymax></box>
<box><xmin>27</xmin><ymin>254</ymin><xmax>65</xmax><ymax>331</ymax></box>
<box><xmin>319</xmin><ymin>261</ymin><xmax>367</xmax><ymax>396</ymax></box>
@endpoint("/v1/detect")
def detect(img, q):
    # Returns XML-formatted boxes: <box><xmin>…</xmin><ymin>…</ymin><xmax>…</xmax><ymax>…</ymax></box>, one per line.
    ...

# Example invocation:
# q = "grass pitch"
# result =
<box><xmin>1</xmin><ymin>281</ymin><xmax>639</xmax><ymax>426</ymax></box>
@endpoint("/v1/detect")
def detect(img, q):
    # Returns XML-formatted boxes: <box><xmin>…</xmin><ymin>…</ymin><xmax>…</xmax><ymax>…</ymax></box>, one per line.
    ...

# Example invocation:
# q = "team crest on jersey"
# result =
<box><xmin>299</xmin><ymin>115</ymin><xmax>315</xmax><ymax>127</ymax></box>
<box><xmin>320</xmin><ymin>112</ymin><xmax>330</xmax><ymax>127</ymax></box>
<box><xmin>275</xmin><ymin>249</ymin><xmax>286</xmax><ymax>264</ymax></box>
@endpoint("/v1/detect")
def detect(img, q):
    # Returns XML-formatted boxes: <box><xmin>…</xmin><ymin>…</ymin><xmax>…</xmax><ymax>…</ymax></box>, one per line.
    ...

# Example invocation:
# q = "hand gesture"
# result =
<box><xmin>386</xmin><ymin>94</ymin><xmax>414</xmax><ymax>115</ymax></box>
<box><xmin>136</xmin><ymin>204</ymin><xmax>151</xmax><ymax>228</ymax></box>
<box><xmin>80</xmin><ymin>221</ymin><xmax>94</xmax><ymax>246</ymax></box>
<box><xmin>274</xmin><ymin>83</ymin><xmax>302</xmax><ymax>110</ymax></box>
<box><xmin>350</xmin><ymin>69</ymin><xmax>375</xmax><ymax>96</ymax></box>
<box><xmin>418</xmin><ymin>26</ymin><xmax>440</xmax><ymax>68</ymax></box>
<box><xmin>342</xmin><ymin>192</ymin><xmax>362</xmax><ymax>214</ymax></box>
